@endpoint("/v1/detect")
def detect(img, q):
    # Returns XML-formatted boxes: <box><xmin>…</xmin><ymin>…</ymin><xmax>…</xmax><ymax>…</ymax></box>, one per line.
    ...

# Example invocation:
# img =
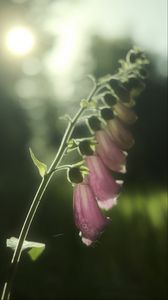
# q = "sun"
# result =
<box><xmin>6</xmin><ymin>27</ymin><xmax>35</xmax><ymax>56</ymax></box>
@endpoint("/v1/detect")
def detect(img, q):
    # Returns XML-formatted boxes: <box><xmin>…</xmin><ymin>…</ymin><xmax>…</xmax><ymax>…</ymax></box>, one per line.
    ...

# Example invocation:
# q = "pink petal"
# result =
<box><xmin>113</xmin><ymin>101</ymin><xmax>138</xmax><ymax>124</ymax></box>
<box><xmin>85</xmin><ymin>155</ymin><xmax>123</xmax><ymax>210</ymax></box>
<box><xmin>95</xmin><ymin>130</ymin><xmax>127</xmax><ymax>173</ymax></box>
<box><xmin>73</xmin><ymin>183</ymin><xmax>110</xmax><ymax>245</ymax></box>
<box><xmin>107</xmin><ymin>118</ymin><xmax>134</xmax><ymax>150</ymax></box>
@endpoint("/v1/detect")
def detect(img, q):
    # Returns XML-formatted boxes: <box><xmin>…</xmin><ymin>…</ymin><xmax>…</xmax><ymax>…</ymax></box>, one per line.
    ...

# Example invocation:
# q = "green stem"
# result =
<box><xmin>1</xmin><ymin>81</ymin><xmax>97</xmax><ymax>300</ymax></box>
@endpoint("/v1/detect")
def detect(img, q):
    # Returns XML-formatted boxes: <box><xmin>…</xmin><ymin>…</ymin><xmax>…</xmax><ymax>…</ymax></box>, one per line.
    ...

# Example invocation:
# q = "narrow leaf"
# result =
<box><xmin>29</xmin><ymin>148</ymin><xmax>47</xmax><ymax>177</ymax></box>
<box><xmin>28</xmin><ymin>246</ymin><xmax>45</xmax><ymax>261</ymax></box>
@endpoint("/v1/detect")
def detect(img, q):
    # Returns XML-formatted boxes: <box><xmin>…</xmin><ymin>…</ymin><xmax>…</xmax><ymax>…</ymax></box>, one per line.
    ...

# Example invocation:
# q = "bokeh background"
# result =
<box><xmin>0</xmin><ymin>0</ymin><xmax>167</xmax><ymax>299</ymax></box>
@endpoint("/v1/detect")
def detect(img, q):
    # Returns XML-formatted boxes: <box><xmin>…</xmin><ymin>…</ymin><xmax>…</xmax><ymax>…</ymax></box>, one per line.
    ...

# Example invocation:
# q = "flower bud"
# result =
<box><xmin>129</xmin><ymin>50</ymin><xmax>145</xmax><ymax>63</ymax></box>
<box><xmin>88</xmin><ymin>116</ymin><xmax>101</xmax><ymax>131</ymax></box>
<box><xmin>123</xmin><ymin>78</ymin><xmax>144</xmax><ymax>91</ymax></box>
<box><xmin>139</xmin><ymin>68</ymin><xmax>148</xmax><ymax>78</ymax></box>
<box><xmin>107</xmin><ymin>118</ymin><xmax>134</xmax><ymax>150</ymax></box>
<box><xmin>68</xmin><ymin>167</ymin><xmax>83</xmax><ymax>184</ymax></box>
<box><xmin>113</xmin><ymin>101</ymin><xmax>137</xmax><ymax>124</ymax></box>
<box><xmin>100</xmin><ymin>108</ymin><xmax>114</xmax><ymax>121</ymax></box>
<box><xmin>129</xmin><ymin>51</ymin><xmax>138</xmax><ymax>63</ymax></box>
<box><xmin>104</xmin><ymin>93</ymin><xmax>117</xmax><ymax>107</ymax></box>
<box><xmin>78</xmin><ymin>140</ymin><xmax>94</xmax><ymax>156</ymax></box>
<box><xmin>110</xmin><ymin>79</ymin><xmax>130</xmax><ymax>103</ymax></box>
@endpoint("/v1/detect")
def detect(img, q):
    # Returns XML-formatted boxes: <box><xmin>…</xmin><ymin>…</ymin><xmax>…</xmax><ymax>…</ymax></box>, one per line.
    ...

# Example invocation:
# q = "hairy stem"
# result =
<box><xmin>1</xmin><ymin>81</ymin><xmax>97</xmax><ymax>300</ymax></box>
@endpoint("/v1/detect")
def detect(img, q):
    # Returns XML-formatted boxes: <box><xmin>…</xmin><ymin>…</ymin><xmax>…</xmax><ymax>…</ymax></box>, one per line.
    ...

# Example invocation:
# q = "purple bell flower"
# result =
<box><xmin>95</xmin><ymin>130</ymin><xmax>127</xmax><ymax>173</ymax></box>
<box><xmin>106</xmin><ymin>117</ymin><xmax>134</xmax><ymax>150</ymax></box>
<box><xmin>85</xmin><ymin>155</ymin><xmax>123</xmax><ymax>210</ymax></box>
<box><xmin>73</xmin><ymin>182</ymin><xmax>110</xmax><ymax>246</ymax></box>
<box><xmin>113</xmin><ymin>101</ymin><xmax>138</xmax><ymax>125</ymax></box>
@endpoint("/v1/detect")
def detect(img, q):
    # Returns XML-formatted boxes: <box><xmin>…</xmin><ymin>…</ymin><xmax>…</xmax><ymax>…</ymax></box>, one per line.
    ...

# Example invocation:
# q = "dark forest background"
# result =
<box><xmin>0</xmin><ymin>1</ymin><xmax>167</xmax><ymax>300</ymax></box>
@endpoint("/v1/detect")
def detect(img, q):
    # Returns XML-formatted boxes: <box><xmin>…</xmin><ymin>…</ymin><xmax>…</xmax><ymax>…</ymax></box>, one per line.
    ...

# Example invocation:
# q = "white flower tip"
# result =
<box><xmin>120</xmin><ymin>165</ymin><xmax>127</xmax><ymax>173</ymax></box>
<box><xmin>116</xmin><ymin>180</ymin><xmax>124</xmax><ymax>186</ymax></box>
<box><xmin>81</xmin><ymin>236</ymin><xmax>93</xmax><ymax>246</ymax></box>
<box><xmin>123</xmin><ymin>151</ymin><xmax>128</xmax><ymax>157</ymax></box>
<box><xmin>97</xmin><ymin>198</ymin><xmax>117</xmax><ymax>210</ymax></box>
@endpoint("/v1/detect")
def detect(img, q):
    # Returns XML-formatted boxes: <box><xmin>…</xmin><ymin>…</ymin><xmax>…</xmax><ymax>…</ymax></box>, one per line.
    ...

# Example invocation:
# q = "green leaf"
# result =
<box><xmin>29</xmin><ymin>148</ymin><xmax>47</xmax><ymax>177</ymax></box>
<box><xmin>6</xmin><ymin>237</ymin><xmax>45</xmax><ymax>261</ymax></box>
<box><xmin>28</xmin><ymin>246</ymin><xmax>45</xmax><ymax>261</ymax></box>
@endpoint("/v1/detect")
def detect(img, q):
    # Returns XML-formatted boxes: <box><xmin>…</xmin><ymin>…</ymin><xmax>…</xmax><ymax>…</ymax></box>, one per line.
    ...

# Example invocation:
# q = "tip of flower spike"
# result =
<box><xmin>128</xmin><ymin>48</ymin><xmax>147</xmax><ymax>64</ymax></box>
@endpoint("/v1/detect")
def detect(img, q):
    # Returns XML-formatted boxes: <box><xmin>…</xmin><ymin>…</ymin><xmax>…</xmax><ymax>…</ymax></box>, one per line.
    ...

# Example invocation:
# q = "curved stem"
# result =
<box><xmin>1</xmin><ymin>81</ymin><xmax>97</xmax><ymax>300</ymax></box>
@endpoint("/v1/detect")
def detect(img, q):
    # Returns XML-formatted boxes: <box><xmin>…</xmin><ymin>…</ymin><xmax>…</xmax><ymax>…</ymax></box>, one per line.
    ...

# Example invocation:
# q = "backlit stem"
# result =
<box><xmin>1</xmin><ymin>81</ymin><xmax>97</xmax><ymax>300</ymax></box>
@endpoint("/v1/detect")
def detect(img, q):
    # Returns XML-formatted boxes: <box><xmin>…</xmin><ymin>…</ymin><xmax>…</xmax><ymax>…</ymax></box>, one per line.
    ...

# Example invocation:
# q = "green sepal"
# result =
<box><xmin>67</xmin><ymin>167</ymin><xmax>83</xmax><ymax>184</ymax></box>
<box><xmin>80</xmin><ymin>165</ymin><xmax>89</xmax><ymax>176</ymax></box>
<box><xmin>80</xmin><ymin>98</ymin><xmax>96</xmax><ymax>109</ymax></box>
<box><xmin>29</xmin><ymin>148</ymin><xmax>47</xmax><ymax>177</ymax></box>
<box><xmin>80</xmin><ymin>99</ymin><xmax>89</xmax><ymax>108</ymax></box>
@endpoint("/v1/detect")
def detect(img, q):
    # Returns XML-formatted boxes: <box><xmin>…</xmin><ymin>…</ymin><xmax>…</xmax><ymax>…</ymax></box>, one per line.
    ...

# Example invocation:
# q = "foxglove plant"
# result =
<box><xmin>1</xmin><ymin>47</ymin><xmax>149</xmax><ymax>300</ymax></box>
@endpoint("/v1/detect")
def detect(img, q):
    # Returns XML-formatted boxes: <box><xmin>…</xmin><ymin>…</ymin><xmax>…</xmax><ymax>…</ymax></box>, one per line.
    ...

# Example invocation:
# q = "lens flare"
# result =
<box><xmin>6</xmin><ymin>27</ymin><xmax>35</xmax><ymax>55</ymax></box>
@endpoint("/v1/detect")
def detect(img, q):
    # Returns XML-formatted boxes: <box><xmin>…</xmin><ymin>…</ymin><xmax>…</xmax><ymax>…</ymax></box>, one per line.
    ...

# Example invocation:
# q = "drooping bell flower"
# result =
<box><xmin>95</xmin><ymin>129</ymin><xmax>127</xmax><ymax>173</ymax></box>
<box><xmin>109</xmin><ymin>79</ymin><xmax>136</xmax><ymax>107</ymax></box>
<box><xmin>73</xmin><ymin>182</ymin><xmax>110</xmax><ymax>246</ymax></box>
<box><xmin>122</xmin><ymin>77</ymin><xmax>146</xmax><ymax>98</ymax></box>
<box><xmin>88</xmin><ymin>116</ymin><xmax>127</xmax><ymax>173</ymax></box>
<box><xmin>68</xmin><ymin>167</ymin><xmax>110</xmax><ymax>246</ymax></box>
<box><xmin>85</xmin><ymin>155</ymin><xmax>123</xmax><ymax>210</ymax></box>
<box><xmin>100</xmin><ymin>108</ymin><xmax>134</xmax><ymax>150</ymax></box>
<box><xmin>78</xmin><ymin>140</ymin><xmax>123</xmax><ymax>210</ymax></box>
<box><xmin>113</xmin><ymin>101</ymin><xmax>138</xmax><ymax>125</ymax></box>
<box><xmin>107</xmin><ymin>117</ymin><xmax>135</xmax><ymax>150</ymax></box>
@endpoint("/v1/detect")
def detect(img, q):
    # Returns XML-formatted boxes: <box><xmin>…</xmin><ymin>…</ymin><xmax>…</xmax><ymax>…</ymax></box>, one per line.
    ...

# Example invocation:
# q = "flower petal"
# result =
<box><xmin>85</xmin><ymin>155</ymin><xmax>123</xmax><ymax>210</ymax></box>
<box><xmin>107</xmin><ymin>118</ymin><xmax>135</xmax><ymax>149</ymax></box>
<box><xmin>73</xmin><ymin>183</ymin><xmax>110</xmax><ymax>245</ymax></box>
<box><xmin>114</xmin><ymin>101</ymin><xmax>138</xmax><ymax>124</ymax></box>
<box><xmin>95</xmin><ymin>130</ymin><xmax>127</xmax><ymax>173</ymax></box>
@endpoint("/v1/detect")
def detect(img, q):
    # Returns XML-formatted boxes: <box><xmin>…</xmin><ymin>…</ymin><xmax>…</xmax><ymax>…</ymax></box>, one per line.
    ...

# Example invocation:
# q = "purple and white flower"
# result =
<box><xmin>73</xmin><ymin>182</ymin><xmax>110</xmax><ymax>246</ymax></box>
<box><xmin>95</xmin><ymin>130</ymin><xmax>127</xmax><ymax>173</ymax></box>
<box><xmin>106</xmin><ymin>117</ymin><xmax>134</xmax><ymax>150</ymax></box>
<box><xmin>113</xmin><ymin>101</ymin><xmax>138</xmax><ymax>125</ymax></box>
<box><xmin>85</xmin><ymin>155</ymin><xmax>123</xmax><ymax>210</ymax></box>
